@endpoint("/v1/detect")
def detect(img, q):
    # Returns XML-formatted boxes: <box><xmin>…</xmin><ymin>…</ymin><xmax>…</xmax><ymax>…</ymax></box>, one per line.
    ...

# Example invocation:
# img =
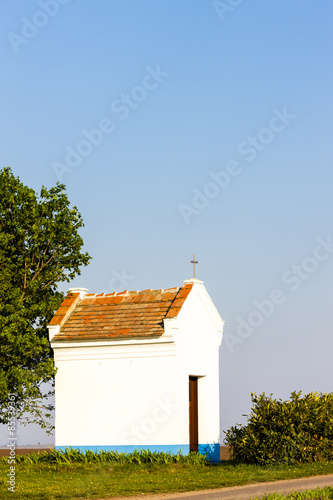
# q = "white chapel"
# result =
<box><xmin>48</xmin><ymin>277</ymin><xmax>224</xmax><ymax>462</ymax></box>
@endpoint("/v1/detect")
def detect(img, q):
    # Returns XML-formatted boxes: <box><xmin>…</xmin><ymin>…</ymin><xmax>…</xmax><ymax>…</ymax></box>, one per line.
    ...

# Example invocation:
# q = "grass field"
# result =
<box><xmin>1</xmin><ymin>451</ymin><xmax>333</xmax><ymax>500</ymax></box>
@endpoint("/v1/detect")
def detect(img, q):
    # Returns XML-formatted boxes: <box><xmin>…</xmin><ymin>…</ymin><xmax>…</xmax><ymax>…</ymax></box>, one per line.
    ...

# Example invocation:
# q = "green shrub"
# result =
<box><xmin>225</xmin><ymin>391</ymin><xmax>333</xmax><ymax>464</ymax></box>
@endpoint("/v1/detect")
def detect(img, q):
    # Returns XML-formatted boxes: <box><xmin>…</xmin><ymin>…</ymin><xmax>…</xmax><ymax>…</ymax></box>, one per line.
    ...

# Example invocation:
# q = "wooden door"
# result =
<box><xmin>189</xmin><ymin>376</ymin><xmax>198</xmax><ymax>452</ymax></box>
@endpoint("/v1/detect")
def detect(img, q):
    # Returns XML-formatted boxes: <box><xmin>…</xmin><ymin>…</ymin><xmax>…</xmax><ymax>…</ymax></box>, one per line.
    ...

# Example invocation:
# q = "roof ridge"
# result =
<box><xmin>86</xmin><ymin>286</ymin><xmax>181</xmax><ymax>298</ymax></box>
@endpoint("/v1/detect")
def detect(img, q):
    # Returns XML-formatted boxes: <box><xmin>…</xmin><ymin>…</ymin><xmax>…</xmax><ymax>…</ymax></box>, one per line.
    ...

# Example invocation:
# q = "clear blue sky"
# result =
<box><xmin>1</xmin><ymin>0</ymin><xmax>333</xmax><ymax>445</ymax></box>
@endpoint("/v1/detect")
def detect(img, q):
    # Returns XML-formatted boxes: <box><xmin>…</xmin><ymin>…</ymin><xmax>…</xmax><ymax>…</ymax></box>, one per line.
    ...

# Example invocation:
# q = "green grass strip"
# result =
<box><xmin>0</xmin><ymin>447</ymin><xmax>208</xmax><ymax>465</ymax></box>
<box><xmin>1</xmin><ymin>452</ymin><xmax>333</xmax><ymax>499</ymax></box>
<box><xmin>254</xmin><ymin>486</ymin><xmax>333</xmax><ymax>499</ymax></box>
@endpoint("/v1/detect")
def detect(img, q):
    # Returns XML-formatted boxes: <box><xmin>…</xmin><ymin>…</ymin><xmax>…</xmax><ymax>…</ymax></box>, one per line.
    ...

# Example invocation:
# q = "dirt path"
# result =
<box><xmin>106</xmin><ymin>473</ymin><xmax>333</xmax><ymax>500</ymax></box>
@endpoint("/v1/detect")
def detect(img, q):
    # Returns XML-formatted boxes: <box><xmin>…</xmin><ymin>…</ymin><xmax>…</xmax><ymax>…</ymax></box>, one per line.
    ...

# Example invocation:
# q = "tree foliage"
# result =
<box><xmin>224</xmin><ymin>391</ymin><xmax>333</xmax><ymax>464</ymax></box>
<box><xmin>0</xmin><ymin>167</ymin><xmax>91</xmax><ymax>431</ymax></box>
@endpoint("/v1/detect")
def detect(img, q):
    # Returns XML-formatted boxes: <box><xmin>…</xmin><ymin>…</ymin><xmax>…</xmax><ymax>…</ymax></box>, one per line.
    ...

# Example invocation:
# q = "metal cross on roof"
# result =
<box><xmin>190</xmin><ymin>254</ymin><xmax>198</xmax><ymax>278</ymax></box>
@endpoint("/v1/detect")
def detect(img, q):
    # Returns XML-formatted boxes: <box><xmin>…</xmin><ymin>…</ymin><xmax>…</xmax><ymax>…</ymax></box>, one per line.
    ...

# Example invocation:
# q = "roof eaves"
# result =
<box><xmin>47</xmin><ymin>292</ymin><xmax>82</xmax><ymax>341</ymax></box>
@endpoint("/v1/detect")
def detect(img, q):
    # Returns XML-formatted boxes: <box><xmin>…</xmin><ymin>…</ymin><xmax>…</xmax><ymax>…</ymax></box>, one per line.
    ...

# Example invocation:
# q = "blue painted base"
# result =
<box><xmin>56</xmin><ymin>443</ymin><xmax>220</xmax><ymax>462</ymax></box>
<box><xmin>198</xmin><ymin>443</ymin><xmax>220</xmax><ymax>463</ymax></box>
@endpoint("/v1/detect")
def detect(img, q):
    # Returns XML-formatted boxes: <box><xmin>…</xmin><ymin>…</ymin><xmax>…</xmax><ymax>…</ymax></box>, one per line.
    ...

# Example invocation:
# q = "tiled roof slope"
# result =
<box><xmin>50</xmin><ymin>283</ymin><xmax>193</xmax><ymax>341</ymax></box>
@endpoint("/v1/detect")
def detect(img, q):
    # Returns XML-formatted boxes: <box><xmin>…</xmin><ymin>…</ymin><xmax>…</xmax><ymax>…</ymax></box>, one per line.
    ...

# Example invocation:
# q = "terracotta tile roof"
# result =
<box><xmin>50</xmin><ymin>283</ymin><xmax>193</xmax><ymax>342</ymax></box>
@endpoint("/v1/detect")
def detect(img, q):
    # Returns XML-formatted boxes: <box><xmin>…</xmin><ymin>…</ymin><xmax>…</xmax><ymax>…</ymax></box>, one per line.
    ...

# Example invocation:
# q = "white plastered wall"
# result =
<box><xmin>169</xmin><ymin>280</ymin><xmax>223</xmax><ymax>447</ymax></box>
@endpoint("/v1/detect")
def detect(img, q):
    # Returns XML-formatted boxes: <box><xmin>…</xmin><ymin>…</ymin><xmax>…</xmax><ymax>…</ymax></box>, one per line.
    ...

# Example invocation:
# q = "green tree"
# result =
<box><xmin>0</xmin><ymin>167</ymin><xmax>91</xmax><ymax>432</ymax></box>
